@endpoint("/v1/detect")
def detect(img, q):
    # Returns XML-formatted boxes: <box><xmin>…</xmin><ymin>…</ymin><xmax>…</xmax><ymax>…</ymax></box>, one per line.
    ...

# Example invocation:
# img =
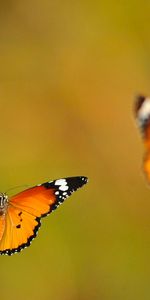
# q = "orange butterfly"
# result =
<box><xmin>0</xmin><ymin>176</ymin><xmax>88</xmax><ymax>255</ymax></box>
<box><xmin>134</xmin><ymin>95</ymin><xmax>150</xmax><ymax>182</ymax></box>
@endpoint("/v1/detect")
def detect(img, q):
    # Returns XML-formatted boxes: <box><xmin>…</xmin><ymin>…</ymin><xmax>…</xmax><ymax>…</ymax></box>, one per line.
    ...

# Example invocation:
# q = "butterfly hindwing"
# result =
<box><xmin>0</xmin><ymin>176</ymin><xmax>88</xmax><ymax>255</ymax></box>
<box><xmin>0</xmin><ymin>206</ymin><xmax>40</xmax><ymax>255</ymax></box>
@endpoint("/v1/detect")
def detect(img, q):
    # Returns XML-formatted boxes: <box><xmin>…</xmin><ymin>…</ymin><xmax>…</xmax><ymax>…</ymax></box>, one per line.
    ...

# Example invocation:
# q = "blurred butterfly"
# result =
<box><xmin>134</xmin><ymin>94</ymin><xmax>150</xmax><ymax>182</ymax></box>
<box><xmin>0</xmin><ymin>176</ymin><xmax>88</xmax><ymax>255</ymax></box>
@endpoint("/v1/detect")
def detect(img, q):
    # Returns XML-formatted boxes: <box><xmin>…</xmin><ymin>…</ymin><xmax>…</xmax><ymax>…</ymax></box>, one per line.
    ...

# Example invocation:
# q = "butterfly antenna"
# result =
<box><xmin>5</xmin><ymin>184</ymin><xmax>29</xmax><ymax>194</ymax></box>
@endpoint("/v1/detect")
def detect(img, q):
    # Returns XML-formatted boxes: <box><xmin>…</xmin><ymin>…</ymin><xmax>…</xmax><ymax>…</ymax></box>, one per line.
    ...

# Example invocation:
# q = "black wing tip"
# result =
<box><xmin>65</xmin><ymin>175</ymin><xmax>88</xmax><ymax>183</ymax></box>
<box><xmin>43</xmin><ymin>176</ymin><xmax>88</xmax><ymax>189</ymax></box>
<box><xmin>78</xmin><ymin>176</ymin><xmax>88</xmax><ymax>182</ymax></box>
<box><xmin>77</xmin><ymin>176</ymin><xmax>88</xmax><ymax>187</ymax></box>
<box><xmin>49</xmin><ymin>176</ymin><xmax>88</xmax><ymax>213</ymax></box>
<box><xmin>0</xmin><ymin>217</ymin><xmax>41</xmax><ymax>256</ymax></box>
<box><xmin>70</xmin><ymin>176</ymin><xmax>88</xmax><ymax>185</ymax></box>
<box><xmin>60</xmin><ymin>176</ymin><xmax>88</xmax><ymax>190</ymax></box>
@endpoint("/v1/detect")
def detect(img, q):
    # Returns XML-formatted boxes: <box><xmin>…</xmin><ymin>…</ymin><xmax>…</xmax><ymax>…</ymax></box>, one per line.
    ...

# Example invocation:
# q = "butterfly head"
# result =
<box><xmin>0</xmin><ymin>193</ymin><xmax>8</xmax><ymax>215</ymax></box>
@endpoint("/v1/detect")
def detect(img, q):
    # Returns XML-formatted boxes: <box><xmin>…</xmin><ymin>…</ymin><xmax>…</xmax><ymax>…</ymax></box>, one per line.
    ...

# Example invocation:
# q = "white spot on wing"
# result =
<box><xmin>55</xmin><ymin>179</ymin><xmax>66</xmax><ymax>186</ymax></box>
<box><xmin>59</xmin><ymin>185</ymin><xmax>69</xmax><ymax>191</ymax></box>
<box><xmin>55</xmin><ymin>178</ymin><xmax>69</xmax><ymax>191</ymax></box>
<box><xmin>138</xmin><ymin>97</ymin><xmax>150</xmax><ymax>124</ymax></box>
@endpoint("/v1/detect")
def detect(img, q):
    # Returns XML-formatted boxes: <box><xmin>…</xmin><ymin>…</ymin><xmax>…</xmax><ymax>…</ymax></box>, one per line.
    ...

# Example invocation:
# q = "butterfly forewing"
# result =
<box><xmin>10</xmin><ymin>185</ymin><xmax>55</xmax><ymax>217</ymax></box>
<box><xmin>0</xmin><ymin>176</ymin><xmax>88</xmax><ymax>255</ymax></box>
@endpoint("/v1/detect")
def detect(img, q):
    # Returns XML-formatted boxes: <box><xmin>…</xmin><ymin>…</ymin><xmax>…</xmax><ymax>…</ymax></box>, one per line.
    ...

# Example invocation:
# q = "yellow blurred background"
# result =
<box><xmin>0</xmin><ymin>1</ymin><xmax>150</xmax><ymax>299</ymax></box>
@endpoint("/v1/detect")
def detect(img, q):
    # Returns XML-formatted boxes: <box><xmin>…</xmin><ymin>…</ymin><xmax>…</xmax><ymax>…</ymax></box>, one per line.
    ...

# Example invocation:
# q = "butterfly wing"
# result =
<box><xmin>135</xmin><ymin>95</ymin><xmax>150</xmax><ymax>182</ymax></box>
<box><xmin>0</xmin><ymin>176</ymin><xmax>88</xmax><ymax>255</ymax></box>
<box><xmin>0</xmin><ymin>215</ymin><xmax>5</xmax><ymax>241</ymax></box>
<box><xmin>0</xmin><ymin>206</ymin><xmax>40</xmax><ymax>255</ymax></box>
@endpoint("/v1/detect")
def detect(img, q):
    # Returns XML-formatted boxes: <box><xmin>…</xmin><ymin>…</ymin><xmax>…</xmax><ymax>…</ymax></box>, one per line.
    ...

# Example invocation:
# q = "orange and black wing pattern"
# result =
<box><xmin>0</xmin><ymin>176</ymin><xmax>88</xmax><ymax>255</ymax></box>
<box><xmin>134</xmin><ymin>95</ymin><xmax>150</xmax><ymax>182</ymax></box>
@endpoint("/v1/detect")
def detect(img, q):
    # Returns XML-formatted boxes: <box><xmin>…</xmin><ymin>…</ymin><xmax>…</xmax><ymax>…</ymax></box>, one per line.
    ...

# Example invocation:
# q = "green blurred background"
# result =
<box><xmin>0</xmin><ymin>1</ymin><xmax>150</xmax><ymax>299</ymax></box>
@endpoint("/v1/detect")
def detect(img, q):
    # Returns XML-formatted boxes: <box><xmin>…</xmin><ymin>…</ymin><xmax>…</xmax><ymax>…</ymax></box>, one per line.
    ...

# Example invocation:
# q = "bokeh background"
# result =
<box><xmin>0</xmin><ymin>1</ymin><xmax>150</xmax><ymax>299</ymax></box>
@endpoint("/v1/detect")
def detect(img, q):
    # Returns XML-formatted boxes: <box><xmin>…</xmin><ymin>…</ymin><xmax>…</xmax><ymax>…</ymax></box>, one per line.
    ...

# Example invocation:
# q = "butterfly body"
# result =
<box><xmin>0</xmin><ymin>176</ymin><xmax>88</xmax><ymax>255</ymax></box>
<box><xmin>0</xmin><ymin>193</ymin><xmax>8</xmax><ymax>216</ymax></box>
